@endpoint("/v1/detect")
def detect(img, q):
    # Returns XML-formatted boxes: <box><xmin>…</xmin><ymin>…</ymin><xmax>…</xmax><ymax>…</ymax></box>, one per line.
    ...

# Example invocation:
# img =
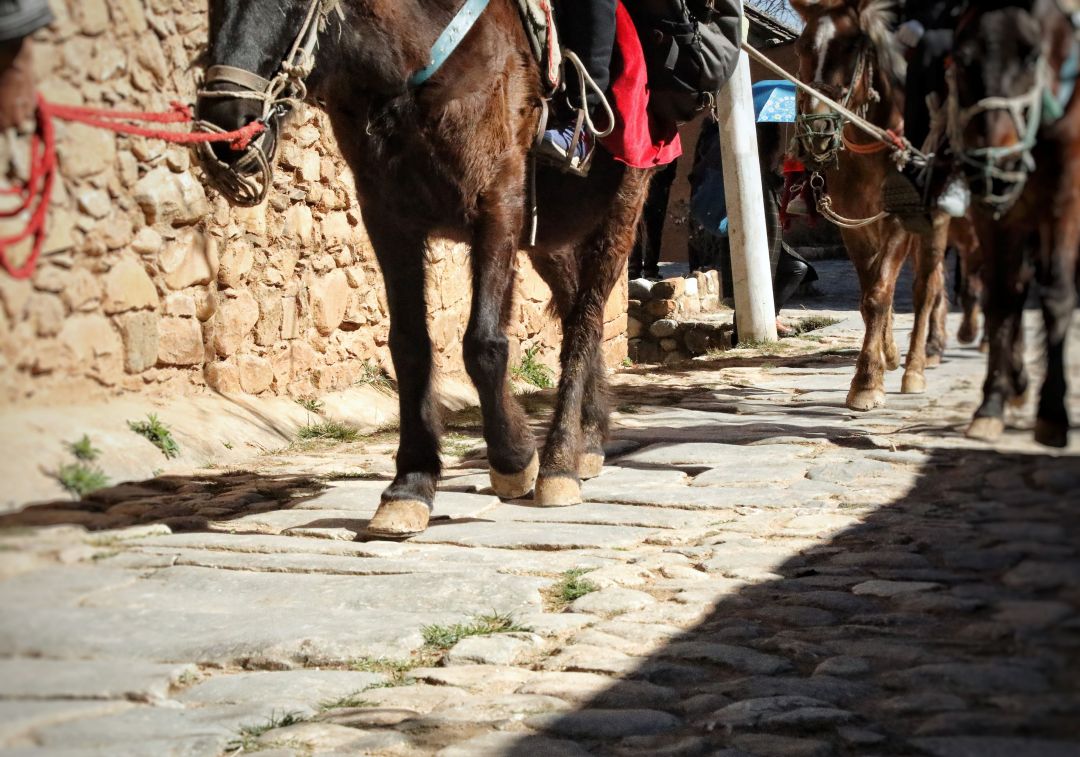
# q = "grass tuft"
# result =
<box><xmin>421</xmin><ymin>611</ymin><xmax>532</xmax><ymax>650</ymax></box>
<box><xmin>68</xmin><ymin>434</ymin><xmax>101</xmax><ymax>462</ymax></box>
<box><xmin>349</xmin><ymin>654</ymin><xmax>436</xmax><ymax>687</ymax></box>
<box><xmin>296</xmin><ymin>397</ymin><xmax>324</xmax><ymax>415</ymax></box>
<box><xmin>319</xmin><ymin>691</ymin><xmax>376</xmax><ymax>711</ymax></box>
<box><xmin>127</xmin><ymin>414</ymin><xmax>180</xmax><ymax>459</ymax></box>
<box><xmin>794</xmin><ymin>315</ymin><xmax>842</xmax><ymax>334</ymax></box>
<box><xmin>226</xmin><ymin>710</ymin><xmax>307</xmax><ymax>752</ymax></box>
<box><xmin>733</xmin><ymin>338</ymin><xmax>782</xmax><ymax>351</ymax></box>
<box><xmin>296</xmin><ymin>421</ymin><xmax>360</xmax><ymax>443</ymax></box>
<box><xmin>356</xmin><ymin>360</ymin><xmax>394</xmax><ymax>392</ymax></box>
<box><xmin>442</xmin><ymin>432</ymin><xmax>480</xmax><ymax>458</ymax></box>
<box><xmin>546</xmin><ymin>568</ymin><xmax>599</xmax><ymax>610</ymax></box>
<box><xmin>55</xmin><ymin>463</ymin><xmax>109</xmax><ymax>499</ymax></box>
<box><xmin>512</xmin><ymin>346</ymin><xmax>555</xmax><ymax>389</ymax></box>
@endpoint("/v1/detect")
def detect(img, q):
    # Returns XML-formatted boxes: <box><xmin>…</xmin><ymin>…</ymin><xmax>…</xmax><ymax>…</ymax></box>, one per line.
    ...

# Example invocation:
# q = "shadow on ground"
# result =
<box><xmin>477</xmin><ymin>444</ymin><xmax>1080</xmax><ymax>756</ymax></box>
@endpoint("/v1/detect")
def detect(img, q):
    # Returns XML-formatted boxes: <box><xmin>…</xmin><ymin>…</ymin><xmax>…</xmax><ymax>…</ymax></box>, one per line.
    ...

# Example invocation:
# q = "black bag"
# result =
<box><xmin>625</xmin><ymin>0</ymin><xmax>743</xmax><ymax>124</ymax></box>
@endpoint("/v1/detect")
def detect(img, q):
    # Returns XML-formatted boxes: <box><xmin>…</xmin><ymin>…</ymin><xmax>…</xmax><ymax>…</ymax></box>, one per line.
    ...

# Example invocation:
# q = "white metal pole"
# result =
<box><xmin>716</xmin><ymin>37</ymin><xmax>778</xmax><ymax>343</ymax></box>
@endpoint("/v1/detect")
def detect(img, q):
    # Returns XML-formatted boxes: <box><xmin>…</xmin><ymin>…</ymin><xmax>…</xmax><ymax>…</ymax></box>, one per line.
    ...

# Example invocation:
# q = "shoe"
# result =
<box><xmin>937</xmin><ymin>176</ymin><xmax>970</xmax><ymax>218</ymax></box>
<box><xmin>537</xmin><ymin>124</ymin><xmax>590</xmax><ymax>172</ymax></box>
<box><xmin>776</xmin><ymin>318</ymin><xmax>797</xmax><ymax>338</ymax></box>
<box><xmin>884</xmin><ymin>166</ymin><xmax>933</xmax><ymax>235</ymax></box>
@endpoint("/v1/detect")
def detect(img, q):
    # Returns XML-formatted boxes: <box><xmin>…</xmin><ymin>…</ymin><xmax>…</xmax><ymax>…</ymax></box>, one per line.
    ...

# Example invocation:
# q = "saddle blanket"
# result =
<box><xmin>515</xmin><ymin>0</ymin><xmax>561</xmax><ymax>90</ymax></box>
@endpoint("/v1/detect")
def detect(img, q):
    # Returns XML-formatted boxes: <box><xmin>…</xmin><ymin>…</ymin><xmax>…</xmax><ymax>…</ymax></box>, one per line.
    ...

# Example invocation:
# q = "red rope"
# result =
<box><xmin>1</xmin><ymin>95</ymin><xmax>265</xmax><ymax>280</ymax></box>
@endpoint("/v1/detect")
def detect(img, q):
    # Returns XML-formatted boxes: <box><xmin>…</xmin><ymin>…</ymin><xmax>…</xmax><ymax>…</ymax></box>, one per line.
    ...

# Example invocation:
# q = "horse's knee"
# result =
<box><xmin>463</xmin><ymin>331</ymin><xmax>509</xmax><ymax>385</ymax></box>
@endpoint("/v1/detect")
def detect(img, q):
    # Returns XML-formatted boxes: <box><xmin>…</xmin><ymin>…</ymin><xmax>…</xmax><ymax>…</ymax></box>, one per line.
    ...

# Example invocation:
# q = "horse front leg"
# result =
<box><xmin>364</xmin><ymin>217</ymin><xmax>442</xmax><ymax>539</ymax></box>
<box><xmin>954</xmin><ymin>217</ymin><xmax>984</xmax><ymax>345</ymax></box>
<box><xmin>534</xmin><ymin>168</ymin><xmax>651</xmax><ymax>506</ymax></box>
<box><xmin>845</xmin><ymin>229</ymin><xmax>905</xmax><ymax>410</ymax></box>
<box><xmin>465</xmin><ymin>182</ymin><xmax>539</xmax><ymax>499</ymax></box>
<box><xmin>967</xmin><ymin>228</ymin><xmax>1029</xmax><ymax>442</ymax></box>
<box><xmin>903</xmin><ymin>217</ymin><xmax>947</xmax><ymax>393</ymax></box>
<box><xmin>1033</xmin><ymin>221</ymin><xmax>1079</xmax><ymax>448</ymax></box>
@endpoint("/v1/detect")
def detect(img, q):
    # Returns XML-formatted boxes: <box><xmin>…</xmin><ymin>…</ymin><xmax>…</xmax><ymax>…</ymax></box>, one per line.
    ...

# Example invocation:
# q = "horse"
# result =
<box><xmin>790</xmin><ymin>0</ymin><xmax>959</xmax><ymax>411</ymax></box>
<box><xmin>195</xmin><ymin>0</ymin><xmax>657</xmax><ymax>537</ymax></box>
<box><xmin>950</xmin><ymin>0</ymin><xmax>1080</xmax><ymax>447</ymax></box>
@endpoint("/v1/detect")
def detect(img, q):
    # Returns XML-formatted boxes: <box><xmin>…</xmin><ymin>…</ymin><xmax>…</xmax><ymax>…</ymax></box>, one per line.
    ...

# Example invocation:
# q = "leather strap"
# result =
<box><xmin>203</xmin><ymin>65</ymin><xmax>274</xmax><ymax>93</ymax></box>
<box><xmin>408</xmin><ymin>0</ymin><xmax>491</xmax><ymax>87</ymax></box>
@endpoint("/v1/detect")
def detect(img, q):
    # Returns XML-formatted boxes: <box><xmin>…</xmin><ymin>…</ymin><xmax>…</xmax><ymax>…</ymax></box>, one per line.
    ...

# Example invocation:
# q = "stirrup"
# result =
<box><xmin>533</xmin><ymin>49</ymin><xmax>615</xmax><ymax>177</ymax></box>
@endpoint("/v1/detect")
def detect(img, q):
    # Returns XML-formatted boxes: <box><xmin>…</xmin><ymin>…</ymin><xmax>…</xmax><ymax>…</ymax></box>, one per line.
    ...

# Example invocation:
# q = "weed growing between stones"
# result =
<box><xmin>54</xmin><ymin>434</ymin><xmax>109</xmax><ymax>498</ymax></box>
<box><xmin>421</xmin><ymin>612</ymin><xmax>532</xmax><ymax>650</ymax></box>
<box><xmin>546</xmin><ymin>568</ymin><xmax>599</xmax><ymax>610</ymax></box>
<box><xmin>226</xmin><ymin>710</ymin><xmax>307</xmax><ymax>753</ymax></box>
<box><xmin>512</xmin><ymin>346</ymin><xmax>555</xmax><ymax>389</ymax></box>
<box><xmin>318</xmin><ymin>691</ymin><xmax>377</xmax><ymax>711</ymax></box>
<box><xmin>441</xmin><ymin>432</ymin><xmax>480</xmax><ymax>458</ymax></box>
<box><xmin>794</xmin><ymin>314</ymin><xmax>842</xmax><ymax>334</ymax></box>
<box><xmin>296</xmin><ymin>421</ymin><xmax>360</xmax><ymax>443</ymax></box>
<box><xmin>349</xmin><ymin>655</ymin><xmax>437</xmax><ymax>687</ymax></box>
<box><xmin>296</xmin><ymin>397</ymin><xmax>325</xmax><ymax>415</ymax></box>
<box><xmin>67</xmin><ymin>434</ymin><xmax>101</xmax><ymax>461</ymax></box>
<box><xmin>732</xmin><ymin>338</ymin><xmax>782</xmax><ymax>351</ymax></box>
<box><xmin>356</xmin><ymin>360</ymin><xmax>394</xmax><ymax>393</ymax></box>
<box><xmin>127</xmin><ymin>414</ymin><xmax>180</xmax><ymax>459</ymax></box>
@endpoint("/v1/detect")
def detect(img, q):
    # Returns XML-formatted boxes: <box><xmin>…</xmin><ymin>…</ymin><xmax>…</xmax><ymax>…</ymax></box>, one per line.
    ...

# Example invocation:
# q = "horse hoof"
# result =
<box><xmin>366</xmin><ymin>499</ymin><xmax>430</xmax><ymax>539</ymax></box>
<box><xmin>847</xmin><ymin>388</ymin><xmax>885</xmax><ymax>411</ymax></box>
<box><xmin>926</xmin><ymin>353</ymin><xmax>942</xmax><ymax>368</ymax></box>
<box><xmin>578</xmin><ymin>448</ymin><xmax>605</xmax><ymax>480</ymax></box>
<box><xmin>885</xmin><ymin>353</ymin><xmax>902</xmax><ymax>372</ymax></box>
<box><xmin>490</xmin><ymin>451</ymin><xmax>539</xmax><ymax>500</ymax></box>
<box><xmin>966</xmin><ymin>416</ymin><xmax>1005</xmax><ymax>442</ymax></box>
<box><xmin>1034</xmin><ymin>419</ymin><xmax>1069</xmax><ymax>449</ymax></box>
<box><xmin>534</xmin><ymin>475</ymin><xmax>582</xmax><ymax>507</ymax></box>
<box><xmin>958</xmin><ymin>324</ymin><xmax>977</xmax><ymax>345</ymax></box>
<box><xmin>978</xmin><ymin>340</ymin><xmax>989</xmax><ymax>354</ymax></box>
<box><xmin>1008</xmin><ymin>392</ymin><xmax>1029</xmax><ymax>410</ymax></box>
<box><xmin>901</xmin><ymin>372</ymin><xmax>927</xmax><ymax>394</ymax></box>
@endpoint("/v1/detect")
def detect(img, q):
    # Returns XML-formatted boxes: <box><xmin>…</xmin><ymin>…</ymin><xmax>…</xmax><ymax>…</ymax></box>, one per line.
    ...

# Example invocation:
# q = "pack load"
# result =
<box><xmin>624</xmin><ymin>0</ymin><xmax>743</xmax><ymax>123</ymax></box>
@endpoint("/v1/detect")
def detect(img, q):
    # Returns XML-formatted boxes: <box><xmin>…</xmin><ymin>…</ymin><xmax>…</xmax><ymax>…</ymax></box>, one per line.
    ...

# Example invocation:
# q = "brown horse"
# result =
<box><xmin>790</xmin><ymin>0</ymin><xmax>956</xmax><ymax>411</ymax></box>
<box><xmin>196</xmin><ymin>0</ymin><xmax>657</xmax><ymax>537</ymax></box>
<box><xmin>951</xmin><ymin>0</ymin><xmax>1080</xmax><ymax>447</ymax></box>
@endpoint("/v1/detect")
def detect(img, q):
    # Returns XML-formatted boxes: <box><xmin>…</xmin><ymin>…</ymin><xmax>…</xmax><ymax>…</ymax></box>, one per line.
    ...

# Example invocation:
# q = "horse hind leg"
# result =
<box><xmin>903</xmin><ymin>219</ymin><xmax>946</xmax><ymax>394</ymax></box>
<box><xmin>577</xmin><ymin>348</ymin><xmax>610</xmax><ymax>480</ymax></box>
<box><xmin>465</xmin><ymin>183</ymin><xmax>540</xmax><ymax>500</ymax></box>
<box><xmin>535</xmin><ymin>168</ymin><xmax>651</xmax><ymax>505</ymax></box>
<box><xmin>364</xmin><ymin>218</ymin><xmax>441</xmax><ymax>539</ymax></box>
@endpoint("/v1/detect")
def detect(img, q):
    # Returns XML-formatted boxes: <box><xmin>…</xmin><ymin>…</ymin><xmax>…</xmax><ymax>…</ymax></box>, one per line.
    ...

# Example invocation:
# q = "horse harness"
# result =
<box><xmin>791</xmin><ymin>44</ymin><xmax>898</xmax><ymax>229</ymax></box>
<box><xmin>947</xmin><ymin>0</ymin><xmax>1080</xmax><ymax>216</ymax></box>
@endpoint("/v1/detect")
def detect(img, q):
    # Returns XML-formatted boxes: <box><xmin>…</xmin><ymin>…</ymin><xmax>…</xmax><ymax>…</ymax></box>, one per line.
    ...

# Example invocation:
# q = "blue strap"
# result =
<box><xmin>408</xmin><ymin>0</ymin><xmax>491</xmax><ymax>88</ymax></box>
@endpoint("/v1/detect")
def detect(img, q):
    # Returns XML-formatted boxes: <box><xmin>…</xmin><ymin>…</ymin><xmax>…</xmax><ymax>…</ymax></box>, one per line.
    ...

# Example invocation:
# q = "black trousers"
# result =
<box><xmin>904</xmin><ymin>29</ymin><xmax>953</xmax><ymax>151</ymax></box>
<box><xmin>630</xmin><ymin>160</ymin><xmax>678</xmax><ymax>278</ymax></box>
<box><xmin>554</xmin><ymin>0</ymin><xmax>616</xmax><ymax>110</ymax></box>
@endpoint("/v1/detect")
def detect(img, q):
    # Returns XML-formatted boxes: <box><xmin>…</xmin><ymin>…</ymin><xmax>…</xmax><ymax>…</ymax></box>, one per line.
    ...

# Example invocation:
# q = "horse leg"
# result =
<box><xmin>535</xmin><ymin>168</ymin><xmax>650</xmax><ymax>505</ymax></box>
<box><xmin>883</xmin><ymin>306</ymin><xmax>901</xmax><ymax>371</ymax></box>
<box><xmin>955</xmin><ymin>219</ymin><xmax>984</xmax><ymax>345</ymax></box>
<box><xmin>1033</xmin><ymin>225</ymin><xmax>1079</xmax><ymax>448</ymax></box>
<box><xmin>903</xmin><ymin>218</ymin><xmax>946</xmax><ymax>393</ymax></box>
<box><xmin>926</xmin><ymin>272</ymin><xmax>949</xmax><ymax>366</ymax></box>
<box><xmin>364</xmin><ymin>218</ymin><xmax>441</xmax><ymax>539</ymax></box>
<box><xmin>577</xmin><ymin>347</ymin><xmax>610</xmax><ymax>480</ymax></box>
<box><xmin>464</xmin><ymin>186</ymin><xmax>540</xmax><ymax>498</ymax></box>
<box><xmin>846</xmin><ymin>231</ymin><xmax>905</xmax><ymax>410</ymax></box>
<box><xmin>967</xmin><ymin>231</ymin><xmax>1028</xmax><ymax>442</ymax></box>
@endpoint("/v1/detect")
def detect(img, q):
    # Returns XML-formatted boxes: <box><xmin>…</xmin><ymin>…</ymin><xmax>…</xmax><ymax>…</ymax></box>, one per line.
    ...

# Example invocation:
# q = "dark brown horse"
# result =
<box><xmin>791</xmin><ymin>0</ymin><xmax>956</xmax><ymax>410</ymax></box>
<box><xmin>951</xmin><ymin>0</ymin><xmax>1080</xmax><ymax>447</ymax></box>
<box><xmin>196</xmin><ymin>0</ymin><xmax>655</xmax><ymax>537</ymax></box>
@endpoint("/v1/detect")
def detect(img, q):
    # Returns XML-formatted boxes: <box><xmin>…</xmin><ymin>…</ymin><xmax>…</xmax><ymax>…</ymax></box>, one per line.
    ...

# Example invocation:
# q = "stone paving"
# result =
<box><xmin>1</xmin><ymin>271</ymin><xmax>1079</xmax><ymax>756</ymax></box>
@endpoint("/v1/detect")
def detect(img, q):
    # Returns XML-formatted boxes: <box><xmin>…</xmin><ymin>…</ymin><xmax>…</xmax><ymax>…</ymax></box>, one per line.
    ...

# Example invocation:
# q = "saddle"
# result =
<box><xmin>514</xmin><ymin>0</ymin><xmax>561</xmax><ymax>92</ymax></box>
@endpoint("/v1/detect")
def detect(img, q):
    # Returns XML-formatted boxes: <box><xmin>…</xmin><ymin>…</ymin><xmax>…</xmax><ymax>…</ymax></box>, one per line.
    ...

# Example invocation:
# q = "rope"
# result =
<box><xmin>1</xmin><ymin>96</ymin><xmax>267</xmax><ymax>280</ymax></box>
<box><xmin>741</xmin><ymin>42</ymin><xmax>916</xmax><ymax>160</ymax></box>
<box><xmin>816</xmin><ymin>194</ymin><xmax>888</xmax><ymax>229</ymax></box>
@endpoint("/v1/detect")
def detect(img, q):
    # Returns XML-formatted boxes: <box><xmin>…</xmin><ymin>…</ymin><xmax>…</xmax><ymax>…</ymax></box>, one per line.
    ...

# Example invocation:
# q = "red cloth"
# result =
<box><xmin>600</xmin><ymin>1</ymin><xmax>681</xmax><ymax>168</ymax></box>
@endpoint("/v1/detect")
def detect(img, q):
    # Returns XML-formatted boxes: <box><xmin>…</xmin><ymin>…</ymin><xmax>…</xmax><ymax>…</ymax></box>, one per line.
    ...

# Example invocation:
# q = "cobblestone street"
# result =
<box><xmin>1</xmin><ymin>270</ymin><xmax>1078</xmax><ymax>756</ymax></box>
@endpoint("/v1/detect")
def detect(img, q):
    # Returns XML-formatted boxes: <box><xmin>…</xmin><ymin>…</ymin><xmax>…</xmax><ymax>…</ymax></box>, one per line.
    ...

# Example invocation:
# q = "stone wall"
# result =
<box><xmin>627</xmin><ymin>272</ymin><xmax>732</xmax><ymax>365</ymax></box>
<box><xmin>0</xmin><ymin>0</ymin><xmax>626</xmax><ymax>408</ymax></box>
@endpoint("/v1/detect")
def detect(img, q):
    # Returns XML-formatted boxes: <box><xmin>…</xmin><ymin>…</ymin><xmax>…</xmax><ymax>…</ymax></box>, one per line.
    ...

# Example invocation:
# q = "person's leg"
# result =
<box><xmin>543</xmin><ymin>0</ymin><xmax>617</xmax><ymax>167</ymax></box>
<box><xmin>640</xmin><ymin>159</ymin><xmax>677</xmax><ymax>278</ymax></box>
<box><xmin>556</xmin><ymin>0</ymin><xmax>617</xmax><ymax>111</ymax></box>
<box><xmin>774</xmin><ymin>244</ymin><xmax>810</xmax><ymax>313</ymax></box>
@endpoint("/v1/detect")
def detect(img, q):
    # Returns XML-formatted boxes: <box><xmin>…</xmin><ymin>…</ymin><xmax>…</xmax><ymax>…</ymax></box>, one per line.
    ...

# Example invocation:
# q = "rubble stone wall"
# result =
<box><xmin>0</xmin><ymin>0</ymin><xmax>627</xmax><ymax>408</ymax></box>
